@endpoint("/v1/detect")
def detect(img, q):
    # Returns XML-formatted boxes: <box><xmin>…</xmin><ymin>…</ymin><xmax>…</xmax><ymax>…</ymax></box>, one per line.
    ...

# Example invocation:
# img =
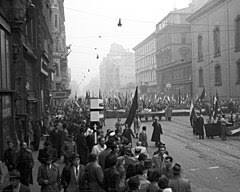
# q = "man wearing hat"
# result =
<box><xmin>169</xmin><ymin>163</ymin><xmax>192</xmax><ymax>192</ymax></box>
<box><xmin>151</xmin><ymin>118</ymin><xmax>163</xmax><ymax>147</ymax></box>
<box><xmin>2</xmin><ymin>170</ymin><xmax>30</xmax><ymax>192</ymax></box>
<box><xmin>61</xmin><ymin>153</ymin><xmax>85</xmax><ymax>192</ymax></box>
<box><xmin>37</xmin><ymin>154</ymin><xmax>61</xmax><ymax>192</ymax></box>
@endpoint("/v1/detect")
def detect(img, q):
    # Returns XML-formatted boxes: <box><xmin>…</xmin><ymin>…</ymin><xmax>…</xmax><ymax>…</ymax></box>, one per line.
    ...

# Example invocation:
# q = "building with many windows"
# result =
<box><xmin>133</xmin><ymin>33</ymin><xmax>157</xmax><ymax>95</ymax></box>
<box><xmin>188</xmin><ymin>0</ymin><xmax>240</xmax><ymax>100</ymax></box>
<box><xmin>155</xmin><ymin>9</ymin><xmax>192</xmax><ymax>99</ymax></box>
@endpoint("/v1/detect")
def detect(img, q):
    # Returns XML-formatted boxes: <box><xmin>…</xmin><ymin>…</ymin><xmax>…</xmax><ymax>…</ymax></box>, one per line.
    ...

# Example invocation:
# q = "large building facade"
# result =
<box><xmin>155</xmin><ymin>10</ymin><xmax>192</xmax><ymax>99</ymax></box>
<box><xmin>188</xmin><ymin>0</ymin><xmax>240</xmax><ymax>101</ymax></box>
<box><xmin>100</xmin><ymin>43</ymin><xmax>135</xmax><ymax>93</ymax></box>
<box><xmin>133</xmin><ymin>33</ymin><xmax>157</xmax><ymax>95</ymax></box>
<box><xmin>50</xmin><ymin>0</ymin><xmax>71</xmax><ymax>109</ymax></box>
<box><xmin>0</xmin><ymin>0</ymin><xmax>58</xmax><ymax>158</ymax></box>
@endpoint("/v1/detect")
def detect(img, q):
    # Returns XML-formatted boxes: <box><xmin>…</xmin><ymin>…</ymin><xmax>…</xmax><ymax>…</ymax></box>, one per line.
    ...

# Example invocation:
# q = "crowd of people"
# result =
<box><xmin>0</xmin><ymin>114</ymin><xmax>192</xmax><ymax>192</ymax></box>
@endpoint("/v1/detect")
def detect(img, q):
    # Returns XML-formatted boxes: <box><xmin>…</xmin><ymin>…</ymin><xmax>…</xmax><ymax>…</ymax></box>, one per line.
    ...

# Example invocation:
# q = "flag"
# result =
<box><xmin>125</xmin><ymin>87</ymin><xmax>138</xmax><ymax>128</ymax></box>
<box><xmin>213</xmin><ymin>91</ymin><xmax>220</xmax><ymax>119</ymax></box>
<box><xmin>190</xmin><ymin>100</ymin><xmax>196</xmax><ymax>118</ymax></box>
<box><xmin>198</xmin><ymin>88</ymin><xmax>206</xmax><ymax>101</ymax></box>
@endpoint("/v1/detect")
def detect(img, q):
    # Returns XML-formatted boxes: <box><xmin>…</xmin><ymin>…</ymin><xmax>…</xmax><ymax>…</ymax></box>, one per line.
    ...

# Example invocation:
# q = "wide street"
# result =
<box><xmin>1</xmin><ymin>116</ymin><xmax>240</xmax><ymax>192</ymax></box>
<box><xmin>105</xmin><ymin>116</ymin><xmax>240</xmax><ymax>192</ymax></box>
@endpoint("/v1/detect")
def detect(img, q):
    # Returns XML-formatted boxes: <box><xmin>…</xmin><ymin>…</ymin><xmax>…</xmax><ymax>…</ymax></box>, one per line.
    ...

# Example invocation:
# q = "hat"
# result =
<box><xmin>71</xmin><ymin>153</ymin><xmax>80</xmax><ymax>161</ymax></box>
<box><xmin>172</xmin><ymin>163</ymin><xmax>181</xmax><ymax>174</ymax></box>
<box><xmin>9</xmin><ymin>170</ymin><xmax>20</xmax><ymax>180</ymax></box>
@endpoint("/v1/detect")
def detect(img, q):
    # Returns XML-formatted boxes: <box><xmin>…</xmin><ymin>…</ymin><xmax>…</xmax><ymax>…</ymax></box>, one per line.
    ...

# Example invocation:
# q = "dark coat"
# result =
<box><xmin>104</xmin><ymin>167</ymin><xmax>121</xmax><ymax>192</ymax></box>
<box><xmin>84</xmin><ymin>162</ymin><xmax>104</xmax><ymax>192</ymax></box>
<box><xmin>151</xmin><ymin>121</ymin><xmax>163</xmax><ymax>142</ymax></box>
<box><xmin>61</xmin><ymin>164</ymin><xmax>86</xmax><ymax>192</ymax></box>
<box><xmin>196</xmin><ymin>116</ymin><xmax>204</xmax><ymax>136</ymax></box>
<box><xmin>38</xmin><ymin>147</ymin><xmax>58</xmax><ymax>164</ymax></box>
<box><xmin>37</xmin><ymin>163</ymin><xmax>61</xmax><ymax>192</ymax></box>
<box><xmin>16</xmin><ymin>149</ymin><xmax>34</xmax><ymax>186</ymax></box>
<box><xmin>139</xmin><ymin>131</ymin><xmax>148</xmax><ymax>147</ymax></box>
<box><xmin>3</xmin><ymin>184</ymin><xmax>30</xmax><ymax>192</ymax></box>
<box><xmin>122</xmin><ymin>128</ymin><xmax>134</xmax><ymax>144</ymax></box>
<box><xmin>98</xmin><ymin>149</ymin><xmax>112</xmax><ymax>170</ymax></box>
<box><xmin>3</xmin><ymin>148</ymin><xmax>17</xmax><ymax>172</ymax></box>
<box><xmin>169</xmin><ymin>176</ymin><xmax>192</xmax><ymax>192</ymax></box>
<box><xmin>75</xmin><ymin>133</ymin><xmax>89</xmax><ymax>165</ymax></box>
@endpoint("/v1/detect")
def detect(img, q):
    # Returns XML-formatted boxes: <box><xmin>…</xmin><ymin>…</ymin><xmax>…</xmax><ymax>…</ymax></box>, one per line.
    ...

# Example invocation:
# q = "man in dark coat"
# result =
<box><xmin>3</xmin><ymin>141</ymin><xmax>17</xmax><ymax>172</ymax></box>
<box><xmin>33</xmin><ymin>120</ymin><xmax>42</xmax><ymax>151</ymax></box>
<box><xmin>3</xmin><ymin>170</ymin><xmax>31</xmax><ymax>192</ymax></box>
<box><xmin>37</xmin><ymin>154</ymin><xmax>61</xmax><ymax>192</ymax></box>
<box><xmin>16</xmin><ymin>142</ymin><xmax>34</xmax><ymax>186</ymax></box>
<box><xmin>196</xmin><ymin>114</ymin><xmax>204</xmax><ymax>139</ymax></box>
<box><xmin>151</xmin><ymin>118</ymin><xmax>163</xmax><ymax>146</ymax></box>
<box><xmin>75</xmin><ymin>128</ymin><xmax>89</xmax><ymax>165</ymax></box>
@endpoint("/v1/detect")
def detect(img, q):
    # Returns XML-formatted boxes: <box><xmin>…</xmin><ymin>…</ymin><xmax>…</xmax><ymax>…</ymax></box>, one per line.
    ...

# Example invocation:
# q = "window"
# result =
<box><xmin>198</xmin><ymin>68</ymin><xmax>204</xmax><ymax>87</ymax></box>
<box><xmin>236</xmin><ymin>60</ymin><xmax>240</xmax><ymax>83</ymax></box>
<box><xmin>55</xmin><ymin>14</ymin><xmax>58</xmax><ymax>28</ymax></box>
<box><xmin>213</xmin><ymin>26</ymin><xmax>221</xmax><ymax>57</ymax></box>
<box><xmin>198</xmin><ymin>35</ymin><xmax>203</xmax><ymax>62</ymax></box>
<box><xmin>235</xmin><ymin>15</ymin><xmax>240</xmax><ymax>52</ymax></box>
<box><xmin>0</xmin><ymin>29</ymin><xmax>10</xmax><ymax>89</ymax></box>
<box><xmin>214</xmin><ymin>64</ymin><xmax>222</xmax><ymax>86</ymax></box>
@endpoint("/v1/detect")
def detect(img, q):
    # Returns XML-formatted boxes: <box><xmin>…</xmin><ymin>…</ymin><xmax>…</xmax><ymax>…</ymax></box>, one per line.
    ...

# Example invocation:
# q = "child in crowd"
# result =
<box><xmin>139</xmin><ymin>126</ymin><xmax>148</xmax><ymax>148</ymax></box>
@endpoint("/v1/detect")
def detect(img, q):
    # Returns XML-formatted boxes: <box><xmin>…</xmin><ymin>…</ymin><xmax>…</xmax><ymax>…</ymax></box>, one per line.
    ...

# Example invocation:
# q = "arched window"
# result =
<box><xmin>235</xmin><ymin>15</ymin><xmax>240</xmax><ymax>52</ymax></box>
<box><xmin>198</xmin><ymin>35</ymin><xmax>203</xmax><ymax>61</ymax></box>
<box><xmin>198</xmin><ymin>67</ymin><xmax>204</xmax><ymax>87</ymax></box>
<box><xmin>215</xmin><ymin>64</ymin><xmax>222</xmax><ymax>86</ymax></box>
<box><xmin>213</xmin><ymin>26</ymin><xmax>221</xmax><ymax>57</ymax></box>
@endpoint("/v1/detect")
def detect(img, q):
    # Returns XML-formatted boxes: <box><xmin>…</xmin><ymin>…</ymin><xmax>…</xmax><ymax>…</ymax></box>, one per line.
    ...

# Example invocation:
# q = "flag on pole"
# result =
<box><xmin>125</xmin><ymin>87</ymin><xmax>138</xmax><ymax>128</ymax></box>
<box><xmin>198</xmin><ymin>88</ymin><xmax>206</xmax><ymax>102</ymax></box>
<box><xmin>190</xmin><ymin>100</ymin><xmax>196</xmax><ymax>118</ymax></box>
<box><xmin>213</xmin><ymin>91</ymin><xmax>220</xmax><ymax>119</ymax></box>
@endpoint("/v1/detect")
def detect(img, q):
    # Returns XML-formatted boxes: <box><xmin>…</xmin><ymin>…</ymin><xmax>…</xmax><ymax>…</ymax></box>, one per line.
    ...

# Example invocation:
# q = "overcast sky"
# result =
<box><xmin>64</xmin><ymin>0</ymin><xmax>191</xmax><ymax>89</ymax></box>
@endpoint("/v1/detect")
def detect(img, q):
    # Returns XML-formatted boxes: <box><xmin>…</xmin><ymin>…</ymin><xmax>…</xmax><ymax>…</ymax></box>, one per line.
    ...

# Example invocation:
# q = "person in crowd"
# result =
<box><xmin>92</xmin><ymin>136</ymin><xmax>107</xmax><ymax>156</ymax></box>
<box><xmin>104</xmin><ymin>155</ymin><xmax>121</xmax><ymax>192</ymax></box>
<box><xmin>151</xmin><ymin>118</ymin><xmax>163</xmax><ymax>147</ymax></box>
<box><xmin>84</xmin><ymin>153</ymin><xmax>105</xmax><ymax>192</ymax></box>
<box><xmin>137</xmin><ymin>153</ymin><xmax>148</xmax><ymax>167</ymax></box>
<box><xmin>3</xmin><ymin>141</ymin><xmax>17</xmax><ymax>173</ymax></box>
<box><xmin>158</xmin><ymin>175</ymin><xmax>172</xmax><ymax>192</ymax></box>
<box><xmin>126</xmin><ymin>163</ymin><xmax>137</xmax><ymax>180</ymax></box>
<box><xmin>37</xmin><ymin>154</ymin><xmax>61</xmax><ymax>192</ymax></box>
<box><xmin>105</xmin><ymin>144</ymin><xmax>120</xmax><ymax>169</ymax></box>
<box><xmin>220</xmin><ymin>114</ymin><xmax>228</xmax><ymax>141</ymax></box>
<box><xmin>61</xmin><ymin>153</ymin><xmax>86</xmax><ymax>192</ymax></box>
<box><xmin>169</xmin><ymin>163</ymin><xmax>192</xmax><ymax>192</ymax></box>
<box><xmin>133</xmin><ymin>116</ymin><xmax>141</xmax><ymax>138</ymax></box>
<box><xmin>196</xmin><ymin>113</ymin><xmax>204</xmax><ymax>140</ymax></box>
<box><xmin>134</xmin><ymin>163</ymin><xmax>150</xmax><ymax>192</ymax></box>
<box><xmin>16</xmin><ymin>142</ymin><xmax>34</xmax><ymax>186</ymax></box>
<box><xmin>139</xmin><ymin>126</ymin><xmax>148</xmax><ymax>148</ymax></box>
<box><xmin>33</xmin><ymin>120</ymin><xmax>41</xmax><ymax>151</ymax></box>
<box><xmin>152</xmin><ymin>144</ymin><xmax>167</xmax><ymax>171</ymax></box>
<box><xmin>116</xmin><ymin>156</ymin><xmax>127</xmax><ymax>192</ymax></box>
<box><xmin>146</xmin><ymin>170</ymin><xmax>160</xmax><ymax>192</ymax></box>
<box><xmin>161</xmin><ymin>156</ymin><xmax>174</xmax><ymax>179</ymax></box>
<box><xmin>2</xmin><ymin>170</ymin><xmax>31</xmax><ymax>192</ymax></box>
<box><xmin>75</xmin><ymin>127</ymin><xmax>89</xmax><ymax>165</ymax></box>
<box><xmin>99</xmin><ymin>140</ymin><xmax>115</xmax><ymax>169</ymax></box>
<box><xmin>38</xmin><ymin>141</ymin><xmax>57</xmax><ymax>165</ymax></box>
<box><xmin>132</xmin><ymin>141</ymin><xmax>148</xmax><ymax>159</ymax></box>
<box><xmin>50</xmin><ymin>122</ymin><xmax>65</xmax><ymax>158</ymax></box>
<box><xmin>127</xmin><ymin>176</ymin><xmax>140</xmax><ymax>192</ymax></box>
<box><xmin>115</xmin><ymin>118</ymin><xmax>123</xmax><ymax>134</ymax></box>
<box><xmin>122</xmin><ymin>124</ymin><xmax>135</xmax><ymax>146</ymax></box>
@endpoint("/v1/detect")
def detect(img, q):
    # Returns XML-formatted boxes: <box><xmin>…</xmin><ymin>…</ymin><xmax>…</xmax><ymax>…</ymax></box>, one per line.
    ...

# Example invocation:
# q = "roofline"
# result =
<box><xmin>187</xmin><ymin>0</ymin><xmax>225</xmax><ymax>22</ymax></box>
<box><xmin>133</xmin><ymin>32</ymin><xmax>156</xmax><ymax>50</ymax></box>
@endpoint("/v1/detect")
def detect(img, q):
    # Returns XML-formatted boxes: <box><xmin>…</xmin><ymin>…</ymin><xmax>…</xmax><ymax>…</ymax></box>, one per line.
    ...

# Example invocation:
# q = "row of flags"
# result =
<box><xmin>190</xmin><ymin>88</ymin><xmax>221</xmax><ymax>120</ymax></box>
